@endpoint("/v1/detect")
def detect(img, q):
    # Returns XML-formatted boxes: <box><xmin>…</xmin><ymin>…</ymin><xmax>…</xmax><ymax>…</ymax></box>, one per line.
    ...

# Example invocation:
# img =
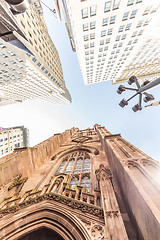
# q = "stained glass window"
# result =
<box><xmin>81</xmin><ymin>176</ymin><xmax>90</xmax><ymax>192</ymax></box>
<box><xmin>70</xmin><ymin>176</ymin><xmax>79</xmax><ymax>189</ymax></box>
<box><xmin>83</xmin><ymin>158</ymin><xmax>90</xmax><ymax>173</ymax></box>
<box><xmin>55</xmin><ymin>151</ymin><xmax>91</xmax><ymax>192</ymax></box>
<box><xmin>56</xmin><ymin>159</ymin><xmax>67</xmax><ymax>174</ymax></box>
<box><xmin>73</xmin><ymin>158</ymin><xmax>83</xmax><ymax>174</ymax></box>
<box><xmin>65</xmin><ymin>159</ymin><xmax>74</xmax><ymax>173</ymax></box>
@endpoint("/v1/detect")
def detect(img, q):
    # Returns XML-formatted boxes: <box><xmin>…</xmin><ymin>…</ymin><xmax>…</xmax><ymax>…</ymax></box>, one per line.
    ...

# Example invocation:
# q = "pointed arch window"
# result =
<box><xmin>56</xmin><ymin>159</ymin><xmax>67</xmax><ymax>174</ymax></box>
<box><xmin>55</xmin><ymin>151</ymin><xmax>91</xmax><ymax>192</ymax></box>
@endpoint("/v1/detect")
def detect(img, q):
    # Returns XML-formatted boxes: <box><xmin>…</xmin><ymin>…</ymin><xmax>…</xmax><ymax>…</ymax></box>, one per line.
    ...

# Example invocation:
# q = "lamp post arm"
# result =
<box><xmin>138</xmin><ymin>77</ymin><xmax>160</xmax><ymax>93</ymax></box>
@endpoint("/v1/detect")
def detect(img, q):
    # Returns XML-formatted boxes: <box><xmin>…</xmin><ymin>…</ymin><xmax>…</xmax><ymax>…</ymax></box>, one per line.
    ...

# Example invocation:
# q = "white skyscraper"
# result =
<box><xmin>60</xmin><ymin>0</ymin><xmax>160</xmax><ymax>85</ymax></box>
<box><xmin>0</xmin><ymin>126</ymin><xmax>29</xmax><ymax>157</ymax></box>
<box><xmin>0</xmin><ymin>0</ymin><xmax>71</xmax><ymax>106</ymax></box>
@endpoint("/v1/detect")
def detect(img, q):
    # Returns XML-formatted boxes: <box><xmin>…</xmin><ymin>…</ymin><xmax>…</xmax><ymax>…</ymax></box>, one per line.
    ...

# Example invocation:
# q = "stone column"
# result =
<box><xmin>96</xmin><ymin>164</ymin><xmax>128</xmax><ymax>240</ymax></box>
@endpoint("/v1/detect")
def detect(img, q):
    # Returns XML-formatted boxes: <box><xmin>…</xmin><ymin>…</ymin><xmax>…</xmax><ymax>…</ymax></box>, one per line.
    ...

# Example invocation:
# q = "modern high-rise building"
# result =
<box><xmin>0</xmin><ymin>125</ymin><xmax>29</xmax><ymax>157</ymax></box>
<box><xmin>0</xmin><ymin>0</ymin><xmax>71</xmax><ymax>106</ymax></box>
<box><xmin>60</xmin><ymin>0</ymin><xmax>160</xmax><ymax>85</ymax></box>
<box><xmin>0</xmin><ymin>125</ymin><xmax>160</xmax><ymax>239</ymax></box>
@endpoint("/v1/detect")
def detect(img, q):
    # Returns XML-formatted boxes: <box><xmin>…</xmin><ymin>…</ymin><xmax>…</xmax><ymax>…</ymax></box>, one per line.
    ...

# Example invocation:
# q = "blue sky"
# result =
<box><xmin>0</xmin><ymin>0</ymin><xmax>160</xmax><ymax>161</ymax></box>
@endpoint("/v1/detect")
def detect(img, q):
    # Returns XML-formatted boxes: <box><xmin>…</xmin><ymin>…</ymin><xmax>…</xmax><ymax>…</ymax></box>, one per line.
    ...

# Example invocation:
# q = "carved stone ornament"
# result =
<box><xmin>8</xmin><ymin>174</ymin><xmax>28</xmax><ymax>195</ymax></box>
<box><xmin>95</xmin><ymin>164</ymin><xmax>112</xmax><ymax>182</ymax></box>
<box><xmin>0</xmin><ymin>192</ymin><xmax>104</xmax><ymax>220</ymax></box>
<box><xmin>72</xmin><ymin>136</ymin><xmax>92</xmax><ymax>144</ymax></box>
<box><xmin>91</xmin><ymin>223</ymin><xmax>104</xmax><ymax>239</ymax></box>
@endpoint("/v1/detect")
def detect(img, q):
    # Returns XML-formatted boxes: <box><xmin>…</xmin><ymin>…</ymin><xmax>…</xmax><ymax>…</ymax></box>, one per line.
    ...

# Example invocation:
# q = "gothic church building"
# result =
<box><xmin>0</xmin><ymin>125</ymin><xmax>160</xmax><ymax>240</ymax></box>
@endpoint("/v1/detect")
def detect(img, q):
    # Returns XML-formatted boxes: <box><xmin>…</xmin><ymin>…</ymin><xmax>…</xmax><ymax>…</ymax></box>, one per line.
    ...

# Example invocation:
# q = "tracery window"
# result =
<box><xmin>55</xmin><ymin>151</ymin><xmax>91</xmax><ymax>192</ymax></box>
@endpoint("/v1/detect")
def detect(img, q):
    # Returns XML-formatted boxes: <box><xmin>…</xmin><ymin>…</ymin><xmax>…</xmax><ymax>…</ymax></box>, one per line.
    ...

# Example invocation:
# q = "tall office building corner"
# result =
<box><xmin>0</xmin><ymin>0</ymin><xmax>71</xmax><ymax>105</ymax></box>
<box><xmin>0</xmin><ymin>125</ymin><xmax>29</xmax><ymax>157</ymax></box>
<box><xmin>60</xmin><ymin>0</ymin><xmax>160</xmax><ymax>85</ymax></box>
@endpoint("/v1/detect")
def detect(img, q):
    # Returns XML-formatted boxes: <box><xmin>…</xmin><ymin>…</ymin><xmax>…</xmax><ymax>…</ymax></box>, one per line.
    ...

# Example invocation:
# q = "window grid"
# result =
<box><xmin>55</xmin><ymin>151</ymin><xmax>91</xmax><ymax>192</ymax></box>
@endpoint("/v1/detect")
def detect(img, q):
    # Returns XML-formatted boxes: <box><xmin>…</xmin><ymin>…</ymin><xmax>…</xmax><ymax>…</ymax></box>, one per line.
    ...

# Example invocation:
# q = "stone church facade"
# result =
<box><xmin>0</xmin><ymin>125</ymin><xmax>160</xmax><ymax>240</ymax></box>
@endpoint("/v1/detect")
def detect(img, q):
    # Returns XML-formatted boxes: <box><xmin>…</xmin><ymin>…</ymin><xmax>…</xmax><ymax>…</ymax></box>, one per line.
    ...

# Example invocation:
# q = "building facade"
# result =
<box><xmin>0</xmin><ymin>0</ymin><xmax>71</xmax><ymax>106</ymax></box>
<box><xmin>60</xmin><ymin>0</ymin><xmax>160</xmax><ymax>85</ymax></box>
<box><xmin>0</xmin><ymin>125</ymin><xmax>160</xmax><ymax>239</ymax></box>
<box><xmin>0</xmin><ymin>125</ymin><xmax>29</xmax><ymax>157</ymax></box>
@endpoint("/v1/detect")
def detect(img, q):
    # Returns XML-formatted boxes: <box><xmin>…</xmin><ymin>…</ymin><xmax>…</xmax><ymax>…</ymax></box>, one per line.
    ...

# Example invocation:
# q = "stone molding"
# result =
<box><xmin>0</xmin><ymin>192</ymin><xmax>104</xmax><ymax>219</ymax></box>
<box><xmin>95</xmin><ymin>164</ymin><xmax>112</xmax><ymax>182</ymax></box>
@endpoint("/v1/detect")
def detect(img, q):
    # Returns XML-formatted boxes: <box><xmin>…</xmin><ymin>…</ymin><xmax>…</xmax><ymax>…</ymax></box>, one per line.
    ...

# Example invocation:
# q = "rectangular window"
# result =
<box><xmin>136</xmin><ymin>0</ymin><xmax>142</xmax><ymax>2</ymax></box>
<box><xmin>0</xmin><ymin>43</ymin><xmax>6</xmax><ymax>48</ymax></box>
<box><xmin>45</xmin><ymin>70</ymin><xmax>48</xmax><ymax>74</ymax></box>
<box><xmin>116</xmin><ymin>35</ymin><xmax>120</xmax><ymax>41</ymax></box>
<box><xmin>110</xmin><ymin>16</ymin><xmax>116</xmax><ymax>24</ymax></box>
<box><xmin>100</xmin><ymin>40</ymin><xmax>104</xmax><ymax>45</ymax></box>
<box><xmin>99</xmin><ymin>48</ymin><xmax>103</xmax><ymax>52</ymax></box>
<box><xmin>123</xmin><ymin>12</ymin><xmax>129</xmax><ymax>21</ymax></box>
<box><xmin>108</xmin><ymin>28</ymin><xmax>113</xmax><ymax>35</ymax></box>
<box><xmin>125</xmin><ymin>23</ymin><xmax>131</xmax><ymax>30</ymax></box>
<box><xmin>106</xmin><ymin>38</ymin><xmax>110</xmax><ymax>43</ymax></box>
<box><xmin>90</xmin><ymin>21</ymin><xmax>96</xmax><ymax>29</ymax></box>
<box><xmin>84</xmin><ymin>44</ymin><xmax>89</xmax><ymax>49</ymax></box>
<box><xmin>119</xmin><ymin>25</ymin><xmax>124</xmax><ymax>32</ymax></box>
<box><xmin>128</xmin><ymin>40</ymin><xmax>132</xmax><ymax>45</ymax></box>
<box><xmin>133</xmin><ymin>38</ymin><xmax>138</xmax><ymax>43</ymax></box>
<box><xmin>85</xmin><ymin>51</ymin><xmax>89</xmax><ymax>55</ymax></box>
<box><xmin>132</xmin><ymin>31</ymin><xmax>137</xmax><ymax>37</ymax></box>
<box><xmin>102</xmin><ymin>18</ymin><xmax>108</xmax><ymax>26</ymax></box>
<box><xmin>90</xmin><ymin>42</ymin><xmax>94</xmax><ymax>48</ymax></box>
<box><xmin>82</xmin><ymin>8</ymin><xmax>88</xmax><ymax>18</ymax></box>
<box><xmin>137</xmin><ymin>20</ymin><xmax>143</xmax><ymax>27</ymax></box>
<box><xmin>127</xmin><ymin>0</ymin><xmax>134</xmax><ymax>6</ymax></box>
<box><xmin>90</xmin><ymin>33</ymin><xmax>95</xmax><ymax>39</ymax></box>
<box><xmin>104</xmin><ymin>1</ymin><xmax>111</xmax><ymax>12</ymax></box>
<box><xmin>84</xmin><ymin>35</ymin><xmax>89</xmax><ymax>41</ymax></box>
<box><xmin>90</xmin><ymin>50</ymin><xmax>94</xmax><ymax>54</ymax></box>
<box><xmin>83</xmin><ymin>23</ymin><xmax>88</xmax><ymax>31</ymax></box>
<box><xmin>113</xmin><ymin>44</ymin><xmax>117</xmax><ymax>48</ymax></box>
<box><xmin>122</xmin><ymin>34</ymin><xmax>127</xmax><ymax>40</ymax></box>
<box><xmin>144</xmin><ymin>19</ymin><xmax>150</xmax><ymax>26</ymax></box>
<box><xmin>113</xmin><ymin>0</ymin><xmax>120</xmax><ymax>9</ymax></box>
<box><xmin>32</xmin><ymin>57</ymin><xmax>37</xmax><ymax>62</ymax></box>
<box><xmin>41</xmin><ymin>66</ymin><xmax>45</xmax><ymax>70</ymax></box>
<box><xmin>138</xmin><ymin>30</ymin><xmax>144</xmax><ymax>35</ymax></box>
<box><xmin>101</xmin><ymin>30</ymin><xmax>106</xmax><ymax>37</ymax></box>
<box><xmin>37</xmin><ymin>62</ymin><xmax>41</xmax><ymax>67</ymax></box>
<box><xmin>90</xmin><ymin>6</ymin><xmax>96</xmax><ymax>16</ymax></box>
<box><xmin>130</xmin><ymin>10</ymin><xmax>137</xmax><ymax>18</ymax></box>
<box><xmin>143</xmin><ymin>6</ymin><xmax>151</xmax><ymax>15</ymax></box>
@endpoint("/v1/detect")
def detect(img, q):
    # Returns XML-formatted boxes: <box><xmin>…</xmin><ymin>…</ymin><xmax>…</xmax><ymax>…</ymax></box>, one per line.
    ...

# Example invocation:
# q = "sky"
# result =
<box><xmin>0</xmin><ymin>0</ymin><xmax>160</xmax><ymax>161</ymax></box>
